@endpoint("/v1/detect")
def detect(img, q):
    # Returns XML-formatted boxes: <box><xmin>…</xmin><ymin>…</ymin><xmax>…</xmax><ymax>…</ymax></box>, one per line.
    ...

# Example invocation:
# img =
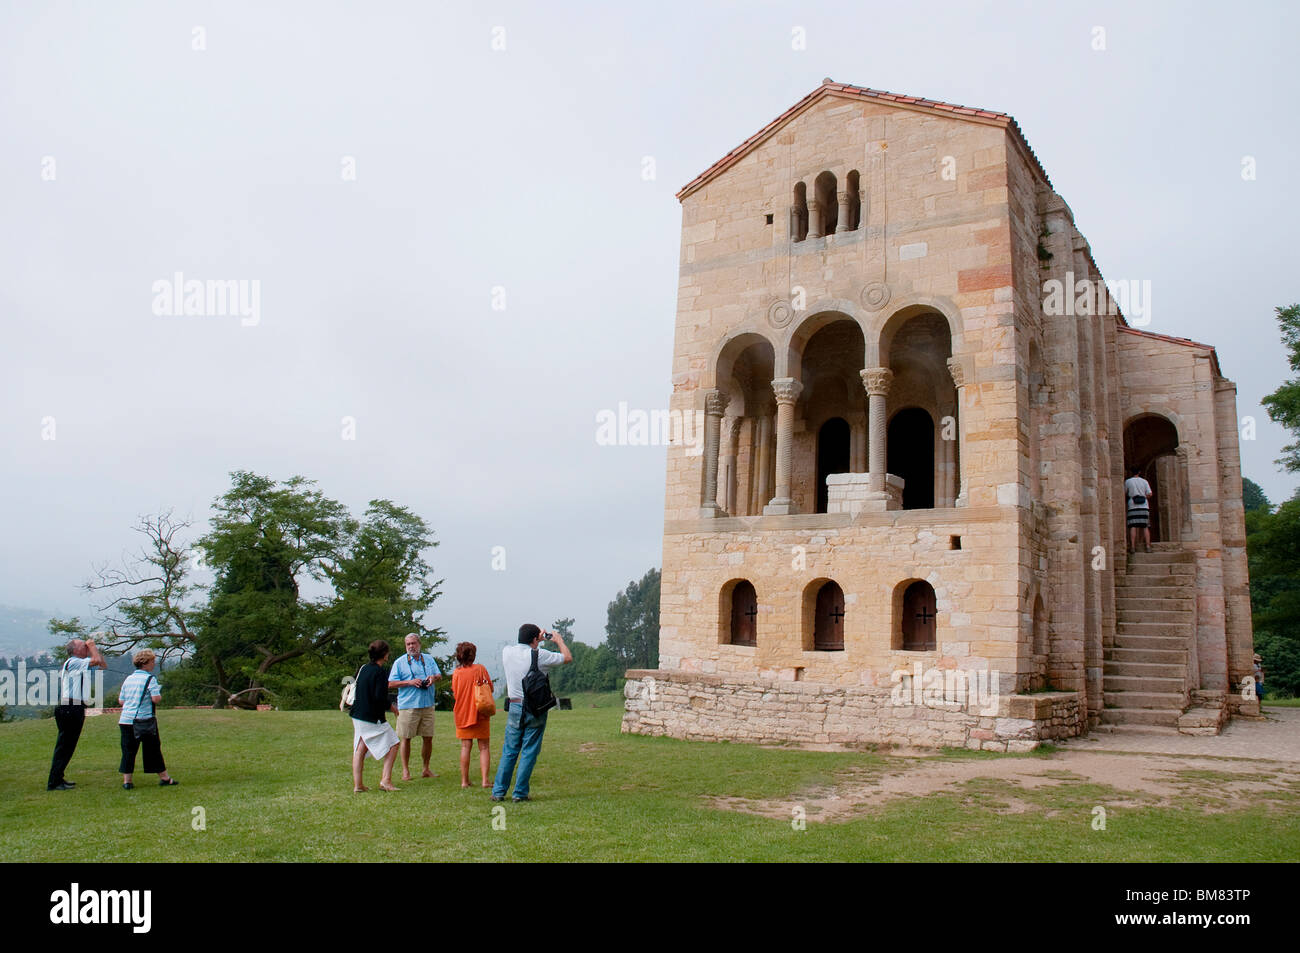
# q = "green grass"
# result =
<box><xmin>1263</xmin><ymin>697</ymin><xmax>1300</xmax><ymax>708</ymax></box>
<box><xmin>2</xmin><ymin>700</ymin><xmax>1296</xmax><ymax>862</ymax></box>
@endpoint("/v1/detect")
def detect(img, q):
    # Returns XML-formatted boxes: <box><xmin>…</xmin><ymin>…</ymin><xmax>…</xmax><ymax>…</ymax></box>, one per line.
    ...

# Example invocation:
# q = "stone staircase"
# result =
<box><xmin>1102</xmin><ymin>545</ymin><xmax>1195</xmax><ymax>730</ymax></box>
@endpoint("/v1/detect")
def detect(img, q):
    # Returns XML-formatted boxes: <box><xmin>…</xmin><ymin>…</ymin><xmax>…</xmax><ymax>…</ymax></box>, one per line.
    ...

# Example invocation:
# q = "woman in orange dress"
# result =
<box><xmin>451</xmin><ymin>642</ymin><xmax>494</xmax><ymax>788</ymax></box>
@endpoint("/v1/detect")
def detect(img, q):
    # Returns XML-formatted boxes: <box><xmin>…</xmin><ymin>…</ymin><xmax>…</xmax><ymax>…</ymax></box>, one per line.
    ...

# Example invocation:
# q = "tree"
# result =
<box><xmin>604</xmin><ymin>568</ymin><xmax>660</xmax><ymax>671</ymax></box>
<box><xmin>1260</xmin><ymin>304</ymin><xmax>1300</xmax><ymax>471</ymax></box>
<box><xmin>547</xmin><ymin>618</ymin><xmax>622</xmax><ymax>695</ymax></box>
<box><xmin>194</xmin><ymin>472</ymin><xmax>445</xmax><ymax>708</ymax></box>
<box><xmin>58</xmin><ymin>472</ymin><xmax>446</xmax><ymax>709</ymax></box>
<box><xmin>49</xmin><ymin>512</ymin><xmax>204</xmax><ymax>702</ymax></box>
<box><xmin>1242</xmin><ymin>477</ymin><xmax>1271</xmax><ymax>514</ymax></box>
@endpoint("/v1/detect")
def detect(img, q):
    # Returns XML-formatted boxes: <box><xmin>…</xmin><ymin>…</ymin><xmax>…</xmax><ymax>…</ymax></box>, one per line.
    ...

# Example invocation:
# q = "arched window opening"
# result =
<box><xmin>901</xmin><ymin>581</ymin><xmax>937</xmax><ymax>651</ymax></box>
<box><xmin>845</xmin><ymin>170</ymin><xmax>861</xmax><ymax>230</ymax></box>
<box><xmin>791</xmin><ymin>182</ymin><xmax>808</xmax><ymax>242</ymax></box>
<box><xmin>813</xmin><ymin>171</ymin><xmax>837</xmax><ymax>237</ymax></box>
<box><xmin>813</xmin><ymin>580</ymin><xmax>845</xmax><ymax>651</ymax></box>
<box><xmin>723</xmin><ymin>580</ymin><xmax>757</xmax><ymax>647</ymax></box>
<box><xmin>880</xmin><ymin>311</ymin><xmax>957</xmax><ymax>508</ymax></box>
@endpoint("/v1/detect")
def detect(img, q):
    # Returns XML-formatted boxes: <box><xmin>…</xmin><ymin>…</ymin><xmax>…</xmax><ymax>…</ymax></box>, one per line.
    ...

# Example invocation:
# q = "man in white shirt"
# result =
<box><xmin>490</xmin><ymin>623</ymin><xmax>571</xmax><ymax>802</ymax></box>
<box><xmin>47</xmin><ymin>638</ymin><xmax>107</xmax><ymax>791</ymax></box>
<box><xmin>1125</xmin><ymin>465</ymin><xmax>1155</xmax><ymax>553</ymax></box>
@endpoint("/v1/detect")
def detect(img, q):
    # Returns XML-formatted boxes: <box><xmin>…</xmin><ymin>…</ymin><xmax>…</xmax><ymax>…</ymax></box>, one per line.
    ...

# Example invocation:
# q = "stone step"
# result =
<box><xmin>1103</xmin><ymin>690</ymin><xmax>1186</xmax><ymax>709</ymax></box>
<box><xmin>1145</xmin><ymin>542</ymin><xmax>1188</xmax><ymax>554</ymax></box>
<box><xmin>1103</xmin><ymin>660</ymin><xmax>1186</xmax><ymax>678</ymax></box>
<box><xmin>1113</xmin><ymin>608</ymin><xmax>1194</xmax><ymax>624</ymax></box>
<box><xmin>1117</xmin><ymin>621</ymin><xmax>1193</xmax><ymax>637</ymax></box>
<box><xmin>1112</xmin><ymin>635</ymin><xmax>1190</xmax><ymax>652</ymax></box>
<box><xmin>1113</xmin><ymin>598</ymin><xmax>1194</xmax><ymax>614</ymax></box>
<box><xmin>1124</xmin><ymin>563</ymin><xmax>1196</xmax><ymax>578</ymax></box>
<box><xmin>1126</xmin><ymin>549</ymin><xmax>1194</xmax><ymax>562</ymax></box>
<box><xmin>1117</xmin><ymin>575</ymin><xmax>1195</xmax><ymax>589</ymax></box>
<box><xmin>1103</xmin><ymin>674</ymin><xmax>1186</xmax><ymax>693</ymax></box>
<box><xmin>1105</xmin><ymin>647</ymin><xmax>1188</xmax><ymax>664</ymax></box>
<box><xmin>1090</xmin><ymin>722</ymin><xmax>1182</xmax><ymax>737</ymax></box>
<box><xmin>1100</xmin><ymin>707</ymin><xmax>1182</xmax><ymax>727</ymax></box>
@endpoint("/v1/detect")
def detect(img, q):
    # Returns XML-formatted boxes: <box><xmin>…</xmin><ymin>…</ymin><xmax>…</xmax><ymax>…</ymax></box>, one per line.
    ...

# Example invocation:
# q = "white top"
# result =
<box><xmin>60</xmin><ymin>656</ymin><xmax>92</xmax><ymax>704</ymax></box>
<box><xmin>500</xmin><ymin>644</ymin><xmax>565</xmax><ymax>700</ymax></box>
<box><xmin>118</xmin><ymin>670</ymin><xmax>161</xmax><ymax>725</ymax></box>
<box><xmin>1124</xmin><ymin>476</ymin><xmax>1152</xmax><ymax>509</ymax></box>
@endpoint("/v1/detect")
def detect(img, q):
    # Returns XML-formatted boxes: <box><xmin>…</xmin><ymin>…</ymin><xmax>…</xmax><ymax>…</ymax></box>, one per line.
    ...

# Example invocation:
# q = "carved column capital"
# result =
<box><xmin>723</xmin><ymin>415</ymin><xmax>743</xmax><ymax>442</ymax></box>
<box><xmin>861</xmin><ymin>367</ymin><xmax>893</xmax><ymax>398</ymax></box>
<box><xmin>771</xmin><ymin>378</ymin><xmax>803</xmax><ymax>406</ymax></box>
<box><xmin>705</xmin><ymin>389</ymin><xmax>730</xmax><ymax>417</ymax></box>
<box><xmin>946</xmin><ymin>357</ymin><xmax>967</xmax><ymax>389</ymax></box>
<box><xmin>1174</xmin><ymin>445</ymin><xmax>1190</xmax><ymax>461</ymax></box>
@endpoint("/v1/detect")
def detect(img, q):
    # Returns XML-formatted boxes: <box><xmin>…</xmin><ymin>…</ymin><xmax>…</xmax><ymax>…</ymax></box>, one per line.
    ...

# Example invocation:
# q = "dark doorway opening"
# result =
<box><xmin>816</xmin><ymin>417</ymin><xmax>851</xmax><ymax>513</ymax></box>
<box><xmin>888</xmin><ymin>407</ymin><xmax>935</xmax><ymax>510</ymax></box>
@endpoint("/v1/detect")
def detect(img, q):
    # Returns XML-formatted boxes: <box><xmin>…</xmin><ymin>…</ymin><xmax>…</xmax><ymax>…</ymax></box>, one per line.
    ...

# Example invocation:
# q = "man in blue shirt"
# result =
<box><xmin>388</xmin><ymin>632</ymin><xmax>442</xmax><ymax>781</ymax></box>
<box><xmin>47</xmin><ymin>637</ymin><xmax>107</xmax><ymax>791</ymax></box>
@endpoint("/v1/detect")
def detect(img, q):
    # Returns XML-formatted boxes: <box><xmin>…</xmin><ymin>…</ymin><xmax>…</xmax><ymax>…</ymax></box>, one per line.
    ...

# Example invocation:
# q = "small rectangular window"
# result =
<box><xmin>950</xmin><ymin>535</ymin><xmax>962</xmax><ymax>550</ymax></box>
<box><xmin>765</xmin><ymin>214</ymin><xmax>774</xmax><ymax>225</ymax></box>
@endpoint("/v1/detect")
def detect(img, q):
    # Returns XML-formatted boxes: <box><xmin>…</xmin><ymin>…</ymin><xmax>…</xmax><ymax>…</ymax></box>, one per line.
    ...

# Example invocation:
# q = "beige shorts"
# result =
<box><xmin>396</xmin><ymin>707</ymin><xmax>436</xmax><ymax>739</ymax></box>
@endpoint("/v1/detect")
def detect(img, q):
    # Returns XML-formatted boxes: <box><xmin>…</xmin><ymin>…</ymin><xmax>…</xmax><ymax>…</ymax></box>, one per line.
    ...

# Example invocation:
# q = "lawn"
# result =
<box><xmin>2</xmin><ymin>696</ymin><xmax>1296</xmax><ymax>862</ymax></box>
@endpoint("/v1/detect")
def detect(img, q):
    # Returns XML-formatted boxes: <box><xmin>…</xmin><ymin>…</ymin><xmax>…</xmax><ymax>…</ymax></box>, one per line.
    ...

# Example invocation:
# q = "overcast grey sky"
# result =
<box><xmin>2</xmin><ymin>0</ymin><xmax>1297</xmax><ymax>649</ymax></box>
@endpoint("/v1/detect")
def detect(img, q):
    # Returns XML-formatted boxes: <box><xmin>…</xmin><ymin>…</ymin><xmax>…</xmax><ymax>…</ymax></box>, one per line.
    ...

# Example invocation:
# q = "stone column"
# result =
<box><xmin>759</xmin><ymin>413</ymin><xmax>775</xmax><ymax>506</ymax></box>
<box><xmin>861</xmin><ymin>367</ymin><xmax>893</xmax><ymax>494</ymax></box>
<box><xmin>946</xmin><ymin>357</ymin><xmax>969</xmax><ymax>506</ymax></box>
<box><xmin>1175</xmin><ymin>445</ymin><xmax>1192</xmax><ymax>541</ymax></box>
<box><xmin>807</xmin><ymin>200</ymin><xmax>822</xmax><ymax>240</ymax></box>
<box><xmin>848</xmin><ymin>411</ymin><xmax>867</xmax><ymax>473</ymax></box>
<box><xmin>720</xmin><ymin>416</ymin><xmax>741</xmax><ymax>514</ymax></box>
<box><xmin>763</xmin><ymin>378</ymin><xmax>803</xmax><ymax>515</ymax></box>
<box><xmin>700</xmin><ymin>389</ymin><xmax>729</xmax><ymax>517</ymax></box>
<box><xmin>939</xmin><ymin>408</ymin><xmax>956</xmax><ymax>506</ymax></box>
<box><xmin>836</xmin><ymin>191</ymin><xmax>851</xmax><ymax>232</ymax></box>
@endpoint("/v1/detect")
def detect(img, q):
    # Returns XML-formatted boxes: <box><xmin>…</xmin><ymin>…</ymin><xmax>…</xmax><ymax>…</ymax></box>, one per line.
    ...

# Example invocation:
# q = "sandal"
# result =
<box><xmin>159</xmin><ymin>777</ymin><xmax>179</xmax><ymax>786</ymax></box>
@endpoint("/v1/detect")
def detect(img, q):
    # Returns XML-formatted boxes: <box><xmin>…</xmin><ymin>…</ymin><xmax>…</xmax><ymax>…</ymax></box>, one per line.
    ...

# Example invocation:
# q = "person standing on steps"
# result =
<box><xmin>1124</xmin><ymin>465</ymin><xmax>1154</xmax><ymax>553</ymax></box>
<box><xmin>491</xmin><ymin>624</ymin><xmax>571</xmax><ymax>803</ymax></box>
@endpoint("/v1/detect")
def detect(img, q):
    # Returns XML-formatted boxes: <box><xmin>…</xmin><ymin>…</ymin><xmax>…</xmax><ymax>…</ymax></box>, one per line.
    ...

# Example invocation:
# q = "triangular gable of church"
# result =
<box><xmin>677</xmin><ymin>79</ymin><xmax>1052</xmax><ymax>200</ymax></box>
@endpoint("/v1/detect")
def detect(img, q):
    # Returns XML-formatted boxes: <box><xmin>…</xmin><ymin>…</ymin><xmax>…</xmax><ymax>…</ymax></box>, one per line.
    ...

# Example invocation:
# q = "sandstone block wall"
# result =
<box><xmin>623</xmin><ymin>670</ymin><xmax>1082</xmax><ymax>751</ymax></box>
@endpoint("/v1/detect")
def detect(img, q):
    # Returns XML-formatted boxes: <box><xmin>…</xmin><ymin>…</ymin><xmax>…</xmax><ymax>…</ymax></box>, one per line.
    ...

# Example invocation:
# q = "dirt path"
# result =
<box><xmin>710</xmin><ymin>710</ymin><xmax>1300</xmax><ymax>823</ymax></box>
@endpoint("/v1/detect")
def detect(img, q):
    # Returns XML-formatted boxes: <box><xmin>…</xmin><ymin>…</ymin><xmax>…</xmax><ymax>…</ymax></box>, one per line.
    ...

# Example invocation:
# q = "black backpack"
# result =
<box><xmin>521</xmin><ymin>649</ymin><xmax>557</xmax><ymax>718</ymax></box>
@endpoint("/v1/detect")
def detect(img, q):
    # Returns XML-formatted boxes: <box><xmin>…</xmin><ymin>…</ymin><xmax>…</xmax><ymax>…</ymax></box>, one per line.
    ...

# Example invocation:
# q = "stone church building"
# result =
<box><xmin>622</xmin><ymin>81</ymin><xmax>1256</xmax><ymax>750</ymax></box>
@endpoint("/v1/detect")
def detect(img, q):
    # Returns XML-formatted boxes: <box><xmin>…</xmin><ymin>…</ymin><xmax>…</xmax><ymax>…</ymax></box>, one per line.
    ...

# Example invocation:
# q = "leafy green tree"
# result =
<box><xmin>604</xmin><ymin>568</ymin><xmax>660</xmax><ymax>672</ymax></box>
<box><xmin>59</xmin><ymin>472</ymin><xmax>445</xmax><ymax>709</ymax></box>
<box><xmin>1242</xmin><ymin>477</ymin><xmax>1271</xmax><ymax>514</ymax></box>
<box><xmin>1260</xmin><ymin>304</ymin><xmax>1300</xmax><ymax>471</ymax></box>
<box><xmin>1250</xmin><ymin>302</ymin><xmax>1300</xmax><ymax>697</ymax></box>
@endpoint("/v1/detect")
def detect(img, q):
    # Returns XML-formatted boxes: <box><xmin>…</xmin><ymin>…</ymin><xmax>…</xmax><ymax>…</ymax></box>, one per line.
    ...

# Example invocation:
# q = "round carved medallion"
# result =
<box><xmin>860</xmin><ymin>281</ymin><xmax>891</xmax><ymax>312</ymax></box>
<box><xmin>767</xmin><ymin>299</ymin><xmax>795</xmax><ymax>329</ymax></box>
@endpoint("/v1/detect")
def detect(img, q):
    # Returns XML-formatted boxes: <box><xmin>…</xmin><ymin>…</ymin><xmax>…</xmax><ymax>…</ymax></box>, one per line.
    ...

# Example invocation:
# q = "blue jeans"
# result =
<box><xmin>492</xmin><ymin>704</ymin><xmax>548</xmax><ymax>799</ymax></box>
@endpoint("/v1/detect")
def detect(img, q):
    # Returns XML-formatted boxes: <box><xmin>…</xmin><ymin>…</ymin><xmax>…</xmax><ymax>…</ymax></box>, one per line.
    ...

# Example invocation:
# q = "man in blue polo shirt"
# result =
<box><xmin>47</xmin><ymin>637</ymin><xmax>107</xmax><ymax>791</ymax></box>
<box><xmin>388</xmin><ymin>632</ymin><xmax>442</xmax><ymax>781</ymax></box>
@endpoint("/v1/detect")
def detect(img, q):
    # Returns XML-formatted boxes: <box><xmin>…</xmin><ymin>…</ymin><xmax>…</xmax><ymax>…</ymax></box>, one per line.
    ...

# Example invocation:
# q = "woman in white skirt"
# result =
<box><xmin>350</xmin><ymin>639</ymin><xmax>401</xmax><ymax>792</ymax></box>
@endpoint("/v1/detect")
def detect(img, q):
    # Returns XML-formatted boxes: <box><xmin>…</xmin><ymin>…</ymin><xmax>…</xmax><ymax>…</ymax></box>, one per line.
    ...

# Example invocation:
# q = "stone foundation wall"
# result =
<box><xmin>622</xmin><ymin>669</ymin><xmax>1082</xmax><ymax>752</ymax></box>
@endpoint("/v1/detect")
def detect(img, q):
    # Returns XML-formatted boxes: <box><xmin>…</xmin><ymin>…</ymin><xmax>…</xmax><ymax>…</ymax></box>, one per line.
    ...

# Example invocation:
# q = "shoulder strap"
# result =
<box><xmin>530</xmin><ymin>649</ymin><xmax>540</xmax><ymax>673</ymax></box>
<box><xmin>137</xmin><ymin>673</ymin><xmax>155</xmax><ymax>717</ymax></box>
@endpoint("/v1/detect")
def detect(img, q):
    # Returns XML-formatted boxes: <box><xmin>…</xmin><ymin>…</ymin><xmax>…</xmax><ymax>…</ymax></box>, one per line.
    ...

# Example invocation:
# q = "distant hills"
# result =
<box><xmin>0</xmin><ymin>605</ymin><xmax>61</xmax><ymax>657</ymax></box>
